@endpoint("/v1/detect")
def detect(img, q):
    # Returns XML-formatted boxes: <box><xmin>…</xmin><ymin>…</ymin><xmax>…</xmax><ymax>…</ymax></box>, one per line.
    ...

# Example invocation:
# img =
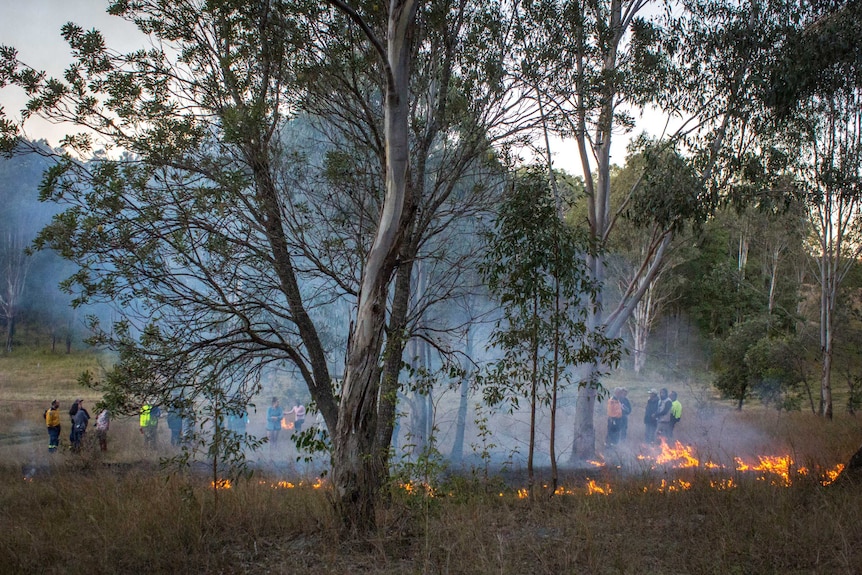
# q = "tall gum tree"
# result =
<box><xmin>297</xmin><ymin>0</ymin><xmax>529</xmax><ymax>489</ymax></box>
<box><xmin>766</xmin><ymin>1</ymin><xmax>862</xmax><ymax>420</ymax></box>
<box><xmin>785</xmin><ymin>88</ymin><xmax>862</xmax><ymax>420</ymax></box>
<box><xmin>517</xmin><ymin>0</ymin><xmax>798</xmax><ymax>460</ymax></box>
<box><xmin>0</xmin><ymin>0</ymin><xmax>422</xmax><ymax>533</ymax></box>
<box><xmin>0</xmin><ymin>0</ymin><xmax>527</xmax><ymax>532</ymax></box>
<box><xmin>325</xmin><ymin>0</ymin><xmax>420</xmax><ymax>530</ymax></box>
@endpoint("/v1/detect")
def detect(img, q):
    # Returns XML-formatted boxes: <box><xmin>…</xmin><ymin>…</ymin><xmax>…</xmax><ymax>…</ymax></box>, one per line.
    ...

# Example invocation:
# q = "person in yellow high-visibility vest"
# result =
<box><xmin>45</xmin><ymin>400</ymin><xmax>61</xmax><ymax>453</ymax></box>
<box><xmin>669</xmin><ymin>391</ymin><xmax>683</xmax><ymax>440</ymax></box>
<box><xmin>140</xmin><ymin>403</ymin><xmax>160</xmax><ymax>449</ymax></box>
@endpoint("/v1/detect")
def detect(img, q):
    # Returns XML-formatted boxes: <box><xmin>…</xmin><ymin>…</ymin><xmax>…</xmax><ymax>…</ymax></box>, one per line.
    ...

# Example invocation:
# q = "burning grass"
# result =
<box><xmin>2</xmin><ymin>461</ymin><xmax>861</xmax><ymax>574</ymax></box>
<box><xmin>3</xmin><ymin>356</ymin><xmax>862</xmax><ymax>573</ymax></box>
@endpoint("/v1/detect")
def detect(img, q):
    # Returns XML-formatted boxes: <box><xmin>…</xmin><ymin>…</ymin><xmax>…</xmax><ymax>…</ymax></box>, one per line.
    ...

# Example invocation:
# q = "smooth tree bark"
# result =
<box><xmin>327</xmin><ymin>0</ymin><xmax>420</xmax><ymax>531</ymax></box>
<box><xmin>305</xmin><ymin>0</ymin><xmax>522</xmax><ymax>498</ymax></box>
<box><xmin>0</xmin><ymin>0</ymin><xmax>426</xmax><ymax>533</ymax></box>
<box><xmin>796</xmin><ymin>90</ymin><xmax>862</xmax><ymax>420</ymax></box>
<box><xmin>517</xmin><ymin>0</ymin><xmax>787</xmax><ymax>461</ymax></box>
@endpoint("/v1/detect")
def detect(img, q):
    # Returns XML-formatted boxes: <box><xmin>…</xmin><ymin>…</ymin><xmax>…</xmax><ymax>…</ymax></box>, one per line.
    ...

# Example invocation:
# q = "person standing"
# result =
<box><xmin>605</xmin><ymin>389</ymin><xmax>624</xmax><ymax>447</ymax></box>
<box><xmin>655</xmin><ymin>388</ymin><xmax>673</xmax><ymax>442</ymax></box>
<box><xmin>68</xmin><ymin>400</ymin><xmax>79</xmax><ymax>447</ymax></box>
<box><xmin>289</xmin><ymin>399</ymin><xmax>306</xmax><ymax>435</ymax></box>
<box><xmin>72</xmin><ymin>399</ymin><xmax>90</xmax><ymax>453</ymax></box>
<box><xmin>45</xmin><ymin>400</ymin><xmax>61</xmax><ymax>453</ymax></box>
<box><xmin>266</xmin><ymin>397</ymin><xmax>283</xmax><ymax>449</ymax></box>
<box><xmin>644</xmin><ymin>389</ymin><xmax>659</xmax><ymax>445</ymax></box>
<box><xmin>167</xmin><ymin>407</ymin><xmax>183</xmax><ymax>446</ymax></box>
<box><xmin>95</xmin><ymin>408</ymin><xmax>110</xmax><ymax>452</ymax></box>
<box><xmin>618</xmin><ymin>388</ymin><xmax>633</xmax><ymax>443</ymax></box>
<box><xmin>669</xmin><ymin>391</ymin><xmax>682</xmax><ymax>440</ymax></box>
<box><xmin>140</xmin><ymin>403</ymin><xmax>160</xmax><ymax>450</ymax></box>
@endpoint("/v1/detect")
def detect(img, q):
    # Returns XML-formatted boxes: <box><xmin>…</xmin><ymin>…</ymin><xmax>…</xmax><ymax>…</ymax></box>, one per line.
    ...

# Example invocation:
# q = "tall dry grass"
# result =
<box><xmin>3</xmin><ymin>351</ymin><xmax>862</xmax><ymax>574</ymax></box>
<box><xmin>1</xmin><ymin>461</ymin><xmax>861</xmax><ymax>574</ymax></box>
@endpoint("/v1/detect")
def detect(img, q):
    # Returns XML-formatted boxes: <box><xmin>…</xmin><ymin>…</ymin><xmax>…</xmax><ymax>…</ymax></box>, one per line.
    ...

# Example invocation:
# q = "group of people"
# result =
<box><xmin>44</xmin><ymin>398</ymin><xmax>110</xmax><ymax>454</ymax></box>
<box><xmin>643</xmin><ymin>387</ymin><xmax>682</xmax><ymax>444</ymax></box>
<box><xmin>266</xmin><ymin>397</ymin><xmax>306</xmax><ymax>449</ymax></box>
<box><xmin>46</xmin><ymin>395</ymin><xmax>307</xmax><ymax>454</ymax></box>
<box><xmin>605</xmin><ymin>386</ymin><xmax>683</xmax><ymax>448</ymax></box>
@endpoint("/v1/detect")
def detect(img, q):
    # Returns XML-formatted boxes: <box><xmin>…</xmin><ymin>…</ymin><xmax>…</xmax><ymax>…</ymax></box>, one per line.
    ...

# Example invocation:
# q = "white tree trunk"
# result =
<box><xmin>330</xmin><ymin>0</ymin><xmax>419</xmax><ymax>533</ymax></box>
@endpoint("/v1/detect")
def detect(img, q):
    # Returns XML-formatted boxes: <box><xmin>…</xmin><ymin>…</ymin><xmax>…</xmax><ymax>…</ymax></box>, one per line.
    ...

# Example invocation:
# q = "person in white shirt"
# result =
<box><xmin>290</xmin><ymin>399</ymin><xmax>306</xmax><ymax>434</ymax></box>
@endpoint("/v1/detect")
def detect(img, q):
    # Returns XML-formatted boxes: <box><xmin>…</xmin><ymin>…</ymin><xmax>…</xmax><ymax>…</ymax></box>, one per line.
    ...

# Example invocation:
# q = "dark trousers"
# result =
<box><xmin>645</xmin><ymin>422</ymin><xmax>657</xmax><ymax>444</ymax></box>
<box><xmin>48</xmin><ymin>426</ymin><xmax>61</xmax><ymax>452</ymax></box>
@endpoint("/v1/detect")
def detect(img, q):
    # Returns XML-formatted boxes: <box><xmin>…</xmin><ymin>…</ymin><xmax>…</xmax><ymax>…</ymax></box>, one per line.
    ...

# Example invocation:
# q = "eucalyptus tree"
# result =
<box><xmin>764</xmin><ymin>1</ymin><xmax>862</xmax><ymax>420</ymax></box>
<box><xmin>602</xmin><ymin>146</ymin><xmax>700</xmax><ymax>374</ymax></box>
<box><xmin>515</xmin><ymin>0</ymin><xmax>800</xmax><ymax>460</ymax></box>
<box><xmin>294</xmin><ymin>0</ymin><xmax>527</xmax><ymax>488</ymax></box>
<box><xmin>0</xmin><ymin>218</ymin><xmax>34</xmax><ymax>351</ymax></box>
<box><xmin>0</xmin><ymin>0</ymin><xmax>528</xmax><ymax>532</ymax></box>
<box><xmin>779</xmin><ymin>88</ymin><xmax>862</xmax><ymax>419</ymax></box>
<box><xmin>0</xmin><ymin>0</ymin><xmax>405</xmax><ymax>532</ymax></box>
<box><xmin>480</xmin><ymin>166</ymin><xmax>619</xmax><ymax>495</ymax></box>
<box><xmin>0</xmin><ymin>147</ymin><xmax>59</xmax><ymax>351</ymax></box>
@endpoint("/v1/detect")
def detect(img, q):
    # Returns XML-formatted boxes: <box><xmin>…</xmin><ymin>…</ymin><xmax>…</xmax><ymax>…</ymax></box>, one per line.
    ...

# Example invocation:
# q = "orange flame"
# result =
<box><xmin>734</xmin><ymin>455</ymin><xmax>798</xmax><ymax>486</ymax></box>
<box><xmin>586</xmin><ymin>479</ymin><xmax>612</xmax><ymax>495</ymax></box>
<box><xmin>821</xmin><ymin>464</ymin><xmax>844</xmax><ymax>485</ymax></box>
<box><xmin>653</xmin><ymin>439</ymin><xmax>704</xmax><ymax>468</ymax></box>
<box><xmin>399</xmin><ymin>481</ymin><xmax>437</xmax><ymax>496</ymax></box>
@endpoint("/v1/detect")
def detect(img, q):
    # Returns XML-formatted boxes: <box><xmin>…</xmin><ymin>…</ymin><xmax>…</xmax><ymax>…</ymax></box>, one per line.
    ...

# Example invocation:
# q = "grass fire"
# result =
<box><xmin>2</xmin><ymin>352</ymin><xmax>862</xmax><ymax>573</ymax></box>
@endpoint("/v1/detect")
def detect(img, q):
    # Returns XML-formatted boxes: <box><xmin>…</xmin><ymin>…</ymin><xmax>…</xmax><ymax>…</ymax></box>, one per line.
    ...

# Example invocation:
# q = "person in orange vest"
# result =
<box><xmin>606</xmin><ymin>388</ymin><xmax>630</xmax><ymax>447</ymax></box>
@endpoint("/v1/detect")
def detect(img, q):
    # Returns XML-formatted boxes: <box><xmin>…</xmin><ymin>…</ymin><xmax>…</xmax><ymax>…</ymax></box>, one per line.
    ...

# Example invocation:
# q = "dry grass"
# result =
<box><xmin>3</xmin><ymin>352</ymin><xmax>862</xmax><ymax>574</ymax></box>
<box><xmin>1</xmin><ymin>462</ymin><xmax>861</xmax><ymax>575</ymax></box>
<box><xmin>0</xmin><ymin>350</ymin><xmax>108</xmax><ymax>401</ymax></box>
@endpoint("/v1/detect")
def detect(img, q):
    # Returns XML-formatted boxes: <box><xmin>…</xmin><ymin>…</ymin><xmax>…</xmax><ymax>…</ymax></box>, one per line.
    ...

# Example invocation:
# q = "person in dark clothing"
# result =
<box><xmin>618</xmin><ymin>387</ymin><xmax>633</xmax><ymax>442</ymax></box>
<box><xmin>71</xmin><ymin>399</ymin><xmax>90</xmax><ymax>453</ymax></box>
<box><xmin>167</xmin><ymin>408</ymin><xmax>183</xmax><ymax>446</ymax></box>
<box><xmin>655</xmin><ymin>388</ymin><xmax>673</xmax><ymax>441</ymax></box>
<box><xmin>644</xmin><ymin>389</ymin><xmax>659</xmax><ymax>445</ymax></box>
<box><xmin>68</xmin><ymin>400</ymin><xmax>79</xmax><ymax>446</ymax></box>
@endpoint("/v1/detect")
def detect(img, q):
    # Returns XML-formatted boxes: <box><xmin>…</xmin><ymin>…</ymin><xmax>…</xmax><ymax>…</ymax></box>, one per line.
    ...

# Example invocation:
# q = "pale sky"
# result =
<box><xmin>0</xmin><ymin>0</ymin><xmax>144</xmax><ymax>146</ymax></box>
<box><xmin>0</xmin><ymin>0</ymin><xmax>664</xmax><ymax>173</ymax></box>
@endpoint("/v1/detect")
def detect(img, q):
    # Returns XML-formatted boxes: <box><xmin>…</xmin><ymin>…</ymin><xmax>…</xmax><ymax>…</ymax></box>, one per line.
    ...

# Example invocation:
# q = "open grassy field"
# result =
<box><xmin>2</xmin><ymin>351</ymin><xmax>862</xmax><ymax>574</ymax></box>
